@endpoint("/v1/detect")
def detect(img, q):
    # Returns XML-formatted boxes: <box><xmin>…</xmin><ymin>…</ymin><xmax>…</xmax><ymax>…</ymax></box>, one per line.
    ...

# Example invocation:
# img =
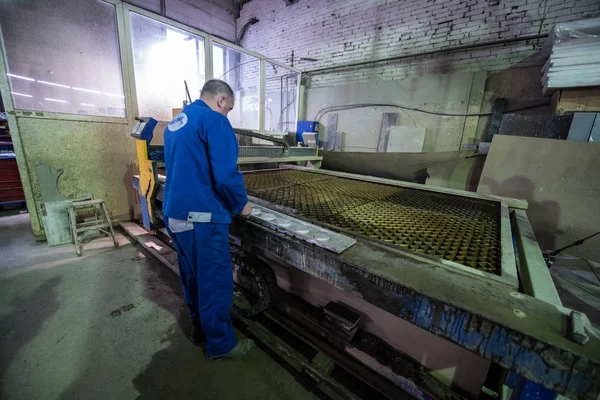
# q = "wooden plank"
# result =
<box><xmin>485</xmin><ymin>98</ymin><xmax>506</xmax><ymax>142</ymax></box>
<box><xmin>376</xmin><ymin>113</ymin><xmax>398</xmax><ymax>153</ymax></box>
<box><xmin>477</xmin><ymin>136</ymin><xmax>600</xmax><ymax>263</ymax></box>
<box><xmin>554</xmin><ymin>87</ymin><xmax>600</xmax><ymax>114</ymax></box>
<box><xmin>120</xmin><ymin>222</ymin><xmax>179</xmax><ymax>275</ymax></box>
<box><xmin>461</xmin><ymin>71</ymin><xmax>487</xmax><ymax>149</ymax></box>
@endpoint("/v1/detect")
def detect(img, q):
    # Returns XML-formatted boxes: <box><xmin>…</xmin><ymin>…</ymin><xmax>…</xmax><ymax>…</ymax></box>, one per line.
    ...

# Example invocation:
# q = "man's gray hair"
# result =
<box><xmin>200</xmin><ymin>79</ymin><xmax>234</xmax><ymax>99</ymax></box>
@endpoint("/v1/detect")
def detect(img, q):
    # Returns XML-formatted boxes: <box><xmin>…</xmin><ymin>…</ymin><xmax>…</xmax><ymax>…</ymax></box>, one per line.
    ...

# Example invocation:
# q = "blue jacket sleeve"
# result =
<box><xmin>206</xmin><ymin>115</ymin><xmax>248</xmax><ymax>215</ymax></box>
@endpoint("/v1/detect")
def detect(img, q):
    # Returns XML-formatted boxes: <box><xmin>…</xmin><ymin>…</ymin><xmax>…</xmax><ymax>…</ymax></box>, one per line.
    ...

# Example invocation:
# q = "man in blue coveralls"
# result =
<box><xmin>163</xmin><ymin>79</ymin><xmax>254</xmax><ymax>361</ymax></box>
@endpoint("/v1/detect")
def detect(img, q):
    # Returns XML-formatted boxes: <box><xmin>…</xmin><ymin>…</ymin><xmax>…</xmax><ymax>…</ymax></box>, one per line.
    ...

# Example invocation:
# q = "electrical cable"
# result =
<box><xmin>216</xmin><ymin>56</ymin><xmax>297</xmax><ymax>80</ymax></box>
<box><xmin>549</xmin><ymin>230</ymin><xmax>600</xmax><ymax>256</ymax></box>
<box><xmin>314</xmin><ymin>102</ymin><xmax>551</xmax><ymax>121</ymax></box>
<box><xmin>553</xmin><ymin>252</ymin><xmax>600</xmax><ymax>284</ymax></box>
<box><xmin>277</xmin><ymin>83</ymin><xmax>299</xmax><ymax>130</ymax></box>
<box><xmin>217</xmin><ymin>59</ymin><xmax>259</xmax><ymax>80</ymax></box>
<box><xmin>582</xmin><ymin>258</ymin><xmax>600</xmax><ymax>282</ymax></box>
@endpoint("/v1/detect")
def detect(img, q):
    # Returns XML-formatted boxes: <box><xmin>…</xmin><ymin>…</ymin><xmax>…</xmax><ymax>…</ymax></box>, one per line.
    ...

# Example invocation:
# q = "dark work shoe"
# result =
<box><xmin>206</xmin><ymin>339</ymin><xmax>255</xmax><ymax>362</ymax></box>
<box><xmin>190</xmin><ymin>320</ymin><xmax>206</xmax><ymax>346</ymax></box>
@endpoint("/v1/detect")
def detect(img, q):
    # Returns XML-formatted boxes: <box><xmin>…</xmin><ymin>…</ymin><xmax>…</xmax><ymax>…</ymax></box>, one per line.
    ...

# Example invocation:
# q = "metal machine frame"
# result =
<box><xmin>131</xmin><ymin>155</ymin><xmax>600</xmax><ymax>399</ymax></box>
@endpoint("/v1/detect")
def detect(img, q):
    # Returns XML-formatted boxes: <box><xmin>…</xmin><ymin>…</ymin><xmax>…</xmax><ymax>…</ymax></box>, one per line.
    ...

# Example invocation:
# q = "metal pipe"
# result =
<box><xmin>304</xmin><ymin>34</ymin><xmax>549</xmax><ymax>75</ymax></box>
<box><xmin>234</xmin><ymin>128</ymin><xmax>290</xmax><ymax>155</ymax></box>
<box><xmin>279</xmin><ymin>74</ymin><xmax>284</xmax><ymax>131</ymax></box>
<box><xmin>160</xmin><ymin>0</ymin><xmax>166</xmax><ymax>16</ymax></box>
<box><xmin>236</xmin><ymin>17</ymin><xmax>259</xmax><ymax>45</ymax></box>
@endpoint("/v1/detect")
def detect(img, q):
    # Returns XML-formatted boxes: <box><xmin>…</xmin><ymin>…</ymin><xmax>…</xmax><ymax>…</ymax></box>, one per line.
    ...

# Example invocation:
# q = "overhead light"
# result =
<box><xmin>7</xmin><ymin>73</ymin><xmax>35</xmax><ymax>82</ymax></box>
<box><xmin>80</xmin><ymin>103</ymin><xmax>95</xmax><ymax>107</ymax></box>
<box><xmin>104</xmin><ymin>92</ymin><xmax>125</xmax><ymax>98</ymax></box>
<box><xmin>38</xmin><ymin>80</ymin><xmax>71</xmax><ymax>89</ymax></box>
<box><xmin>45</xmin><ymin>98</ymin><xmax>68</xmax><ymax>103</ymax></box>
<box><xmin>11</xmin><ymin>92</ymin><xmax>32</xmax><ymax>97</ymax></box>
<box><xmin>72</xmin><ymin>87</ymin><xmax>101</xmax><ymax>94</ymax></box>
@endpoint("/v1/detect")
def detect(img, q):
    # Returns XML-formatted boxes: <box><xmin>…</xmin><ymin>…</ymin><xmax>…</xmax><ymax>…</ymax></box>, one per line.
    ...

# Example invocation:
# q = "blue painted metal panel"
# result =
<box><xmin>296</xmin><ymin>120</ymin><xmax>319</xmax><ymax>143</ymax></box>
<box><xmin>520</xmin><ymin>380</ymin><xmax>557</xmax><ymax>400</ymax></box>
<box><xmin>132</xmin><ymin>176</ymin><xmax>151</xmax><ymax>230</ymax></box>
<box><xmin>140</xmin><ymin>195</ymin><xmax>151</xmax><ymax>231</ymax></box>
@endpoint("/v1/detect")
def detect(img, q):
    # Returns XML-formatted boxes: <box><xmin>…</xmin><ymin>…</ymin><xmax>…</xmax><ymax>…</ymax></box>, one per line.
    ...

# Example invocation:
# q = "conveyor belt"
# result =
<box><xmin>244</xmin><ymin>169</ymin><xmax>501</xmax><ymax>274</ymax></box>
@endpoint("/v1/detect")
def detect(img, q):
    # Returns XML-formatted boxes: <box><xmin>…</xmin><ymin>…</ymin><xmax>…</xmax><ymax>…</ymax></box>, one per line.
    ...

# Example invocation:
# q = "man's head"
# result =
<box><xmin>200</xmin><ymin>79</ymin><xmax>235</xmax><ymax>117</ymax></box>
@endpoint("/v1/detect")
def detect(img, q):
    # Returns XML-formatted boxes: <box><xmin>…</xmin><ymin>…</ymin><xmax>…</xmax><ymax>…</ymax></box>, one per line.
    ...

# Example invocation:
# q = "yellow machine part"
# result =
<box><xmin>136</xmin><ymin>139</ymin><xmax>156</xmax><ymax>223</ymax></box>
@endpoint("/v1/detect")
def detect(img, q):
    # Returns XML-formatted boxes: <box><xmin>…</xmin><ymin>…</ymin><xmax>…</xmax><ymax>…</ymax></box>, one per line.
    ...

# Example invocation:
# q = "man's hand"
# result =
<box><xmin>240</xmin><ymin>202</ymin><xmax>252</xmax><ymax>218</ymax></box>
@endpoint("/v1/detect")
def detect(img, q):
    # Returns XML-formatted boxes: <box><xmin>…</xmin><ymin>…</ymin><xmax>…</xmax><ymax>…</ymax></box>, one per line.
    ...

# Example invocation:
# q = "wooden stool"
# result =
<box><xmin>68</xmin><ymin>199</ymin><xmax>119</xmax><ymax>256</ymax></box>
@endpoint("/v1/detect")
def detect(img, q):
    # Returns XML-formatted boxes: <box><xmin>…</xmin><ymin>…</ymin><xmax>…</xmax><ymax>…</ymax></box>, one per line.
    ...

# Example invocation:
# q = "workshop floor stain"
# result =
<box><xmin>132</xmin><ymin>263</ymin><xmax>318</xmax><ymax>400</ymax></box>
<box><xmin>132</xmin><ymin>322</ymin><xmax>315</xmax><ymax>400</ymax></box>
<box><xmin>0</xmin><ymin>214</ymin><xmax>316</xmax><ymax>400</ymax></box>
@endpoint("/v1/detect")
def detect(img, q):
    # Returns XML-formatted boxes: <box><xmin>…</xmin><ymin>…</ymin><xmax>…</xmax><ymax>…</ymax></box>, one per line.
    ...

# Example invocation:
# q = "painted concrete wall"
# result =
<box><xmin>126</xmin><ymin>0</ymin><xmax>239</xmax><ymax>41</ymax></box>
<box><xmin>306</xmin><ymin>71</ymin><xmax>479</xmax><ymax>152</ymax></box>
<box><xmin>238</xmin><ymin>0</ymin><xmax>600</xmax><ymax>150</ymax></box>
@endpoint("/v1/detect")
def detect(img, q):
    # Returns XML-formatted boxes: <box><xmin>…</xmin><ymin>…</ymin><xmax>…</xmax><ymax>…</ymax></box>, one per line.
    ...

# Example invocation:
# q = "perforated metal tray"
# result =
<box><xmin>243</xmin><ymin>167</ymin><xmax>518</xmax><ymax>288</ymax></box>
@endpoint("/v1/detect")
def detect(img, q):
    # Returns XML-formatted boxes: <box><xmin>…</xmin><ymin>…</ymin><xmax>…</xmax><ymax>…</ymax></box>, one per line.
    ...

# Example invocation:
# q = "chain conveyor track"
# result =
<box><xmin>244</xmin><ymin>170</ymin><xmax>502</xmax><ymax>274</ymax></box>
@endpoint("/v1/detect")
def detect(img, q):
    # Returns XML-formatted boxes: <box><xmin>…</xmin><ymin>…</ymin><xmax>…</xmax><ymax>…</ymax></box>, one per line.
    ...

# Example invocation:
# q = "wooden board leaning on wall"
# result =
<box><xmin>553</xmin><ymin>86</ymin><xmax>600</xmax><ymax>115</ymax></box>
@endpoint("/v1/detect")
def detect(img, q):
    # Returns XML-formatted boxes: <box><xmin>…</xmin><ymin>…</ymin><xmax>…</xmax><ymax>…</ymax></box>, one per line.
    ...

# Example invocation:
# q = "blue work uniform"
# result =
<box><xmin>162</xmin><ymin>99</ymin><xmax>248</xmax><ymax>357</ymax></box>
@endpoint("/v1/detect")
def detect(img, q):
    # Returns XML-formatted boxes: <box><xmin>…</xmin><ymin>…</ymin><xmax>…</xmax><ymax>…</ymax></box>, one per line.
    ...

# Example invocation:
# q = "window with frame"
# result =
<box><xmin>0</xmin><ymin>0</ymin><xmax>126</xmax><ymax>117</ymax></box>
<box><xmin>130</xmin><ymin>13</ymin><xmax>206</xmax><ymax>121</ymax></box>
<box><xmin>213</xmin><ymin>43</ymin><xmax>260</xmax><ymax>130</ymax></box>
<box><xmin>265</xmin><ymin>62</ymin><xmax>299</xmax><ymax>132</ymax></box>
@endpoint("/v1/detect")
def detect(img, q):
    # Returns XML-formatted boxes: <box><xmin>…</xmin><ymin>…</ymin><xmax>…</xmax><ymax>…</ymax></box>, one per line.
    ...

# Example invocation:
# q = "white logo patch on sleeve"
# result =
<box><xmin>168</xmin><ymin>113</ymin><xmax>188</xmax><ymax>131</ymax></box>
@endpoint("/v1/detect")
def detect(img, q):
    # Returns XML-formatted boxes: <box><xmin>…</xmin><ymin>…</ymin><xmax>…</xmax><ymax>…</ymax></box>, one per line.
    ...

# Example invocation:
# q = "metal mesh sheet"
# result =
<box><xmin>238</xmin><ymin>146</ymin><xmax>284</xmax><ymax>158</ymax></box>
<box><xmin>244</xmin><ymin>169</ymin><xmax>502</xmax><ymax>274</ymax></box>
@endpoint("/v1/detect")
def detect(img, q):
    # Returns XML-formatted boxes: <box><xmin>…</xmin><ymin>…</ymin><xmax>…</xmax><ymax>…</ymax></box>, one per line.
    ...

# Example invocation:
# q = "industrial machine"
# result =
<box><xmin>131</xmin><ymin>115</ymin><xmax>322</xmax><ymax>231</ymax></box>
<box><xmin>127</xmin><ymin>119</ymin><xmax>600</xmax><ymax>400</ymax></box>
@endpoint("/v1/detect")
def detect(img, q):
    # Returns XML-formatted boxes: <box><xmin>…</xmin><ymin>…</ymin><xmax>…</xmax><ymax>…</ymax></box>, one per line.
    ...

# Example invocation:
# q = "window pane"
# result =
<box><xmin>265</xmin><ymin>63</ymin><xmax>299</xmax><ymax>132</ymax></box>
<box><xmin>213</xmin><ymin>44</ymin><xmax>259</xmax><ymax>130</ymax></box>
<box><xmin>0</xmin><ymin>0</ymin><xmax>125</xmax><ymax>117</ymax></box>
<box><xmin>130</xmin><ymin>13</ymin><xmax>205</xmax><ymax>121</ymax></box>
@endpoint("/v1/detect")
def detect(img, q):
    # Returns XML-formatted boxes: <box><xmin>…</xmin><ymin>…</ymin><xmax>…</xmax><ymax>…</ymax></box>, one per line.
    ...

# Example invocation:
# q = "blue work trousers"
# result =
<box><xmin>166</xmin><ymin>222</ymin><xmax>237</xmax><ymax>356</ymax></box>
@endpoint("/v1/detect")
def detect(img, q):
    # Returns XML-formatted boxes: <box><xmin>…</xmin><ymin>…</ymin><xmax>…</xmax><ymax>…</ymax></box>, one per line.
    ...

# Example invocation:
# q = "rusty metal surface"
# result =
<box><xmin>244</xmin><ymin>169</ymin><xmax>502</xmax><ymax>274</ymax></box>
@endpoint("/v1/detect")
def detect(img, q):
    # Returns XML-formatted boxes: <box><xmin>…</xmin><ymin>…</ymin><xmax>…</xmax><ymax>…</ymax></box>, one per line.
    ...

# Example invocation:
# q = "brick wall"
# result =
<box><xmin>126</xmin><ymin>0</ymin><xmax>238</xmax><ymax>41</ymax></box>
<box><xmin>237</xmin><ymin>0</ymin><xmax>600</xmax><ymax>88</ymax></box>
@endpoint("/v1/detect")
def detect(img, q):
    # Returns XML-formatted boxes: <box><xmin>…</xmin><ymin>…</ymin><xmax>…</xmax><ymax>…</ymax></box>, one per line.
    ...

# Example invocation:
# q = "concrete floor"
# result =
<box><xmin>0</xmin><ymin>213</ymin><xmax>318</xmax><ymax>399</ymax></box>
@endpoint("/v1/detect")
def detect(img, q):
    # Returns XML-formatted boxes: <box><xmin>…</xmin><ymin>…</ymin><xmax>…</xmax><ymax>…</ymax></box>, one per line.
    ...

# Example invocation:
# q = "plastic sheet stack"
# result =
<box><xmin>542</xmin><ymin>18</ymin><xmax>600</xmax><ymax>94</ymax></box>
